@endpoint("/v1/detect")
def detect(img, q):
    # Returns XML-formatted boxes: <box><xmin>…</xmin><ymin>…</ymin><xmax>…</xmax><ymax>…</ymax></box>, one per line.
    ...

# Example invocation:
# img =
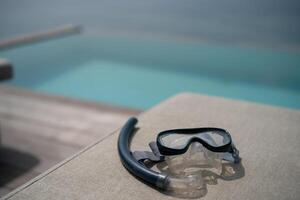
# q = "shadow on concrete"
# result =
<box><xmin>0</xmin><ymin>145</ymin><xmax>39</xmax><ymax>187</ymax></box>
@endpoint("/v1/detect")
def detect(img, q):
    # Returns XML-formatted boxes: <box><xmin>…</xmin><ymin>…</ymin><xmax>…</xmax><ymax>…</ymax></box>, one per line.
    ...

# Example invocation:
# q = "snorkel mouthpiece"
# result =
<box><xmin>165</xmin><ymin>175</ymin><xmax>207</xmax><ymax>198</ymax></box>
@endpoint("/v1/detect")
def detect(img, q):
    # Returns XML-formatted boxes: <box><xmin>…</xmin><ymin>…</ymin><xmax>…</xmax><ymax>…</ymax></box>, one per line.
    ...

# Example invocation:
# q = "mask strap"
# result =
<box><xmin>132</xmin><ymin>142</ymin><xmax>165</xmax><ymax>163</ymax></box>
<box><xmin>223</xmin><ymin>143</ymin><xmax>240</xmax><ymax>163</ymax></box>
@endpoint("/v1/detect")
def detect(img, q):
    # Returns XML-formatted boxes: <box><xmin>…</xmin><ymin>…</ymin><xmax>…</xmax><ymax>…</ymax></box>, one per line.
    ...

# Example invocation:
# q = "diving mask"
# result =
<box><xmin>118</xmin><ymin>117</ymin><xmax>241</xmax><ymax>198</ymax></box>
<box><xmin>156</xmin><ymin>127</ymin><xmax>240</xmax><ymax>163</ymax></box>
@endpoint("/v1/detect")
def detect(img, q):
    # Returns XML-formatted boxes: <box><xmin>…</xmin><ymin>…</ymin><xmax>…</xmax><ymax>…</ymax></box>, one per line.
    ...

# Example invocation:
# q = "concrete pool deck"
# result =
<box><xmin>3</xmin><ymin>93</ymin><xmax>300</xmax><ymax>199</ymax></box>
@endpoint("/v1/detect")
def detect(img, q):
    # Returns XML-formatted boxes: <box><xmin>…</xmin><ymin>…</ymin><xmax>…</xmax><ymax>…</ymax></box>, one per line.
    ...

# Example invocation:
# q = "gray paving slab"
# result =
<box><xmin>3</xmin><ymin>93</ymin><xmax>300</xmax><ymax>200</ymax></box>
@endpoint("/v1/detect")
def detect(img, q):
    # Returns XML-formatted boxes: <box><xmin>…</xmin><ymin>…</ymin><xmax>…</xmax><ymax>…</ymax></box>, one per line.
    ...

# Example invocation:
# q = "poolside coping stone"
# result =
<box><xmin>3</xmin><ymin>93</ymin><xmax>300</xmax><ymax>200</ymax></box>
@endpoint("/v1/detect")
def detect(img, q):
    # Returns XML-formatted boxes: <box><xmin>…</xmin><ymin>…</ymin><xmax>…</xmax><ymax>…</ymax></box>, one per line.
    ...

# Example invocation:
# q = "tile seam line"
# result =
<box><xmin>2</xmin><ymin>127</ymin><xmax>121</xmax><ymax>200</ymax></box>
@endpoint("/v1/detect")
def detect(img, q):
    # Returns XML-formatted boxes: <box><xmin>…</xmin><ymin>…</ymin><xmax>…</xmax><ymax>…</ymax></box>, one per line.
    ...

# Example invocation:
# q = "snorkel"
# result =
<box><xmin>117</xmin><ymin>117</ymin><xmax>168</xmax><ymax>189</ymax></box>
<box><xmin>118</xmin><ymin>117</ymin><xmax>209</xmax><ymax>195</ymax></box>
<box><xmin>118</xmin><ymin>117</ymin><xmax>240</xmax><ymax>197</ymax></box>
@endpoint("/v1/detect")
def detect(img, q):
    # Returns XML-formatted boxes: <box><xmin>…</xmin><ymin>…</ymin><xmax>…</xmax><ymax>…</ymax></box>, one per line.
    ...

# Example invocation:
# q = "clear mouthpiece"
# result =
<box><xmin>165</xmin><ymin>174</ymin><xmax>207</xmax><ymax>198</ymax></box>
<box><xmin>157</xmin><ymin>143</ymin><xmax>224</xmax><ymax>198</ymax></box>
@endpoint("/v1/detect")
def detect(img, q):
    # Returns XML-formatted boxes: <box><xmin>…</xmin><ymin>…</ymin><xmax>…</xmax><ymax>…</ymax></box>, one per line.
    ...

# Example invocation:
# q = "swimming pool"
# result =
<box><xmin>1</xmin><ymin>35</ymin><xmax>300</xmax><ymax>109</ymax></box>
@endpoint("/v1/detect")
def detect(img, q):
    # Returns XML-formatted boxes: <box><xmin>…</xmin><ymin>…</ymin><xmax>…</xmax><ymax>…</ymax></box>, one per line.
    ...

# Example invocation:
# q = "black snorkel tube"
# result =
<box><xmin>117</xmin><ymin>117</ymin><xmax>168</xmax><ymax>189</ymax></box>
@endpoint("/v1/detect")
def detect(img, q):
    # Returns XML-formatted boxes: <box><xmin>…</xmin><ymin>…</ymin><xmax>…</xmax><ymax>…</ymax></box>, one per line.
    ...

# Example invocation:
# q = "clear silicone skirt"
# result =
<box><xmin>157</xmin><ymin>142</ymin><xmax>224</xmax><ymax>198</ymax></box>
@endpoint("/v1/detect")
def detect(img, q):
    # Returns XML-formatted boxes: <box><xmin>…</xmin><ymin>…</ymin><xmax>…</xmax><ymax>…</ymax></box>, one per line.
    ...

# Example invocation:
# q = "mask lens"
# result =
<box><xmin>160</xmin><ymin>133</ymin><xmax>193</xmax><ymax>149</ymax></box>
<box><xmin>159</xmin><ymin>129</ymin><xmax>230</xmax><ymax>150</ymax></box>
<box><xmin>199</xmin><ymin>130</ymin><xmax>230</xmax><ymax>147</ymax></box>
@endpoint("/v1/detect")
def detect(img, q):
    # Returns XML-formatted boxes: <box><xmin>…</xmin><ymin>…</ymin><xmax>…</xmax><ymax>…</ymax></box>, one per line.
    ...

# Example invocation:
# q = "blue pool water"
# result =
<box><xmin>1</xmin><ymin>35</ymin><xmax>300</xmax><ymax>109</ymax></box>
